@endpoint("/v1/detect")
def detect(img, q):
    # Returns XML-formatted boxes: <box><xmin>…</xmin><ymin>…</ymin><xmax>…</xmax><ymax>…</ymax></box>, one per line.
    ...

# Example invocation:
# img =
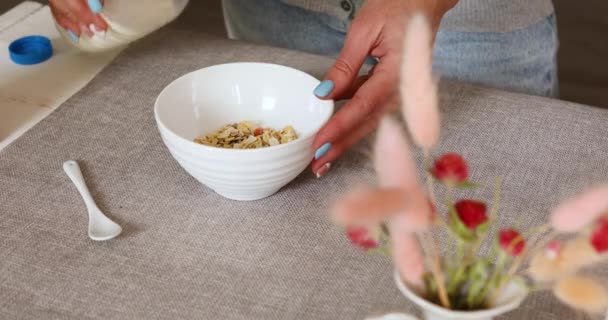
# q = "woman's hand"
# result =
<box><xmin>50</xmin><ymin>0</ymin><xmax>107</xmax><ymax>40</ymax></box>
<box><xmin>311</xmin><ymin>0</ymin><xmax>457</xmax><ymax>177</ymax></box>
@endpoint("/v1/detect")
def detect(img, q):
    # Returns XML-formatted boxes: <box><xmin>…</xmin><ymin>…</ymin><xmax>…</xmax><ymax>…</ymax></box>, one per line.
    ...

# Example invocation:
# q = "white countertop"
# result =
<box><xmin>0</xmin><ymin>1</ymin><xmax>123</xmax><ymax>151</ymax></box>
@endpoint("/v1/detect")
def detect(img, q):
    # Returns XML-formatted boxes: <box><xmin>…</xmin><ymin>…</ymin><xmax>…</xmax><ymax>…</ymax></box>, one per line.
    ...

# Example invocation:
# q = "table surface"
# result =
<box><xmin>1</xmin><ymin>20</ymin><xmax>607</xmax><ymax>320</ymax></box>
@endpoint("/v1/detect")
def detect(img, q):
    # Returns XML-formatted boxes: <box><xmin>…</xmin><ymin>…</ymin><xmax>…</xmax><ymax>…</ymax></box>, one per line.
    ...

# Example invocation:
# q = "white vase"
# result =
<box><xmin>393</xmin><ymin>271</ymin><xmax>528</xmax><ymax>320</ymax></box>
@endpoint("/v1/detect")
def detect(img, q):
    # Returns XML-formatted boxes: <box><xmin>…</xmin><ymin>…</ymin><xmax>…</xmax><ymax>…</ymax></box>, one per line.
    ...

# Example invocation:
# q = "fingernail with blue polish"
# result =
<box><xmin>314</xmin><ymin>80</ymin><xmax>334</xmax><ymax>97</ymax></box>
<box><xmin>365</xmin><ymin>56</ymin><xmax>380</xmax><ymax>65</ymax></box>
<box><xmin>315</xmin><ymin>142</ymin><xmax>332</xmax><ymax>160</ymax></box>
<box><xmin>66</xmin><ymin>30</ymin><xmax>79</xmax><ymax>43</ymax></box>
<box><xmin>88</xmin><ymin>0</ymin><xmax>103</xmax><ymax>13</ymax></box>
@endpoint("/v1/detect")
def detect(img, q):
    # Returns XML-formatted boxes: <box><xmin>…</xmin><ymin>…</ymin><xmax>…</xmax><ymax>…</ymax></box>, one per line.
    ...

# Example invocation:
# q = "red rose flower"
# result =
<box><xmin>431</xmin><ymin>153</ymin><xmax>469</xmax><ymax>184</ymax></box>
<box><xmin>590</xmin><ymin>217</ymin><xmax>608</xmax><ymax>253</ymax></box>
<box><xmin>455</xmin><ymin>200</ymin><xmax>488</xmax><ymax>230</ymax></box>
<box><xmin>346</xmin><ymin>226</ymin><xmax>379</xmax><ymax>251</ymax></box>
<box><xmin>499</xmin><ymin>229</ymin><xmax>526</xmax><ymax>256</ymax></box>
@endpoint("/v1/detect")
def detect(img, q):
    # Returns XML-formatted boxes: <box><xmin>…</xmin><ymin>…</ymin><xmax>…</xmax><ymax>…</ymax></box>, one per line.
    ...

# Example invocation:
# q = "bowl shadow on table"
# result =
<box><xmin>75</xmin><ymin>161</ymin><xmax>142</xmax><ymax>239</ymax></box>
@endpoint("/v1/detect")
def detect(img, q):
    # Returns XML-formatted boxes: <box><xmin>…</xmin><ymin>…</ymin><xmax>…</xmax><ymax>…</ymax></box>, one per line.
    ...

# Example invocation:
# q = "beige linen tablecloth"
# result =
<box><xmin>1</xmin><ymin>24</ymin><xmax>607</xmax><ymax>319</ymax></box>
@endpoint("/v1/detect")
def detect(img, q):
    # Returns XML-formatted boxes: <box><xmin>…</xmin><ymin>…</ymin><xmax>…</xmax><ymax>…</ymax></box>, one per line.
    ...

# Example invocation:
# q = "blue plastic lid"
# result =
<box><xmin>9</xmin><ymin>35</ymin><xmax>53</xmax><ymax>65</ymax></box>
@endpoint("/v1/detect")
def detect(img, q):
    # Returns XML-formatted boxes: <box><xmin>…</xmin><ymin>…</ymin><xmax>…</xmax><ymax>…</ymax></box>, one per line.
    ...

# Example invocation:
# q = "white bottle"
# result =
<box><xmin>55</xmin><ymin>0</ymin><xmax>189</xmax><ymax>52</ymax></box>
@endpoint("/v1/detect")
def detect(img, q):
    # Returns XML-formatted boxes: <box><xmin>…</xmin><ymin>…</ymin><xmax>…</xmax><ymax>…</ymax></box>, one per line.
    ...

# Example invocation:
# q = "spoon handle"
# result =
<box><xmin>63</xmin><ymin>160</ymin><xmax>98</xmax><ymax>212</ymax></box>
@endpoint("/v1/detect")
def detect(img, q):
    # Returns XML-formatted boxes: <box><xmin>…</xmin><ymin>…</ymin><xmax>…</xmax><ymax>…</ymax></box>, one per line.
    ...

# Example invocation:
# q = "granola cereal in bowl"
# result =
<box><xmin>154</xmin><ymin>62</ymin><xmax>334</xmax><ymax>201</ymax></box>
<box><xmin>194</xmin><ymin>121</ymin><xmax>298</xmax><ymax>149</ymax></box>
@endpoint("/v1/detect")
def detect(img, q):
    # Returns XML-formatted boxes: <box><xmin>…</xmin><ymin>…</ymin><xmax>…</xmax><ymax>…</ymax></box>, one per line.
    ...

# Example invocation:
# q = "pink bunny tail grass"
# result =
<box><xmin>551</xmin><ymin>185</ymin><xmax>608</xmax><ymax>232</ymax></box>
<box><xmin>390</xmin><ymin>221</ymin><xmax>426</xmax><ymax>290</ymax></box>
<box><xmin>332</xmin><ymin>187</ymin><xmax>433</xmax><ymax>231</ymax></box>
<box><xmin>373</xmin><ymin>117</ymin><xmax>433</xmax><ymax>230</ymax></box>
<box><xmin>553</xmin><ymin>276</ymin><xmax>608</xmax><ymax>314</ymax></box>
<box><xmin>529</xmin><ymin>236</ymin><xmax>606</xmax><ymax>282</ymax></box>
<box><xmin>332</xmin><ymin>187</ymin><xmax>406</xmax><ymax>226</ymax></box>
<box><xmin>374</xmin><ymin>117</ymin><xmax>421</xmax><ymax>190</ymax></box>
<box><xmin>400</xmin><ymin>13</ymin><xmax>440</xmax><ymax>151</ymax></box>
<box><xmin>399</xmin><ymin>187</ymin><xmax>435</xmax><ymax>231</ymax></box>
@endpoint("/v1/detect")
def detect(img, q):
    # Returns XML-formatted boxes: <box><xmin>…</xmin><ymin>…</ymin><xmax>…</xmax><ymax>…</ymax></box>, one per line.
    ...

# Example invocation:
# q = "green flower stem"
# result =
<box><xmin>486</xmin><ymin>244</ymin><xmax>498</xmax><ymax>262</ymax></box>
<box><xmin>464</xmin><ymin>178</ymin><xmax>503</xmax><ymax>264</ymax></box>
<box><xmin>423</xmin><ymin>151</ymin><xmax>451</xmax><ymax>309</ymax></box>
<box><xmin>487</xmin><ymin>254</ymin><xmax>527</xmax><ymax>307</ymax></box>
<box><xmin>446</xmin><ymin>239</ymin><xmax>468</xmax><ymax>296</ymax></box>
<box><xmin>482</xmin><ymin>251</ymin><xmax>509</xmax><ymax>306</ymax></box>
<box><xmin>464</xmin><ymin>222</ymin><xmax>492</xmax><ymax>264</ymax></box>
<box><xmin>464</xmin><ymin>259</ymin><xmax>491</xmax><ymax>308</ymax></box>
<box><xmin>488</xmin><ymin>177</ymin><xmax>502</xmax><ymax>221</ymax></box>
<box><xmin>466</xmin><ymin>278</ymin><xmax>486</xmax><ymax>308</ymax></box>
<box><xmin>367</xmin><ymin>247</ymin><xmax>391</xmax><ymax>255</ymax></box>
<box><xmin>465</xmin><ymin>237</ymin><xmax>482</xmax><ymax>263</ymax></box>
<box><xmin>492</xmin><ymin>252</ymin><xmax>507</xmax><ymax>283</ymax></box>
<box><xmin>447</xmin><ymin>263</ymin><xmax>467</xmax><ymax>295</ymax></box>
<box><xmin>446</xmin><ymin>184</ymin><xmax>455</xmax><ymax>205</ymax></box>
<box><xmin>421</xmin><ymin>230</ymin><xmax>451</xmax><ymax>309</ymax></box>
<box><xmin>456</xmin><ymin>239</ymin><xmax>464</xmax><ymax>261</ymax></box>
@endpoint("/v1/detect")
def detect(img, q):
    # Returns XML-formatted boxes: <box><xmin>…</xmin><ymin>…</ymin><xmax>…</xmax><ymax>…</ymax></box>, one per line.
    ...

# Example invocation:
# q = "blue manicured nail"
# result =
<box><xmin>88</xmin><ymin>0</ymin><xmax>103</xmax><ymax>13</ymax></box>
<box><xmin>66</xmin><ymin>30</ymin><xmax>79</xmax><ymax>43</ymax></box>
<box><xmin>314</xmin><ymin>80</ymin><xmax>334</xmax><ymax>97</ymax></box>
<box><xmin>315</xmin><ymin>143</ymin><xmax>332</xmax><ymax>160</ymax></box>
<box><xmin>365</xmin><ymin>56</ymin><xmax>380</xmax><ymax>65</ymax></box>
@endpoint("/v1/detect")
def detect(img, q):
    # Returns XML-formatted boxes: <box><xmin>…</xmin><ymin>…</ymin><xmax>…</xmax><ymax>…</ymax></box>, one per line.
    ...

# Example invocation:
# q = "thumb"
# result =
<box><xmin>314</xmin><ymin>24</ymin><xmax>374</xmax><ymax>100</ymax></box>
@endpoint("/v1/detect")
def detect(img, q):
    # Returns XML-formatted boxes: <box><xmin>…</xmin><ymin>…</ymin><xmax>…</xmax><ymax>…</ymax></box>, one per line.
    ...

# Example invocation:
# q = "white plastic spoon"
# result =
<box><xmin>63</xmin><ymin>160</ymin><xmax>122</xmax><ymax>241</ymax></box>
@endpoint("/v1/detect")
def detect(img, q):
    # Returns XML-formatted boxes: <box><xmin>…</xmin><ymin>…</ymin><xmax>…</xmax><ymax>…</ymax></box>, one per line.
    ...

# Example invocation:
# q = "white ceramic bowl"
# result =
<box><xmin>154</xmin><ymin>63</ymin><xmax>334</xmax><ymax>201</ymax></box>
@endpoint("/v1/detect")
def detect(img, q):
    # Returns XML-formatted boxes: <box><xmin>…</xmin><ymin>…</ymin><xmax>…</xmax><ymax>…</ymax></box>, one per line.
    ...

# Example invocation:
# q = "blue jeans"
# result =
<box><xmin>222</xmin><ymin>0</ymin><xmax>559</xmax><ymax>97</ymax></box>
